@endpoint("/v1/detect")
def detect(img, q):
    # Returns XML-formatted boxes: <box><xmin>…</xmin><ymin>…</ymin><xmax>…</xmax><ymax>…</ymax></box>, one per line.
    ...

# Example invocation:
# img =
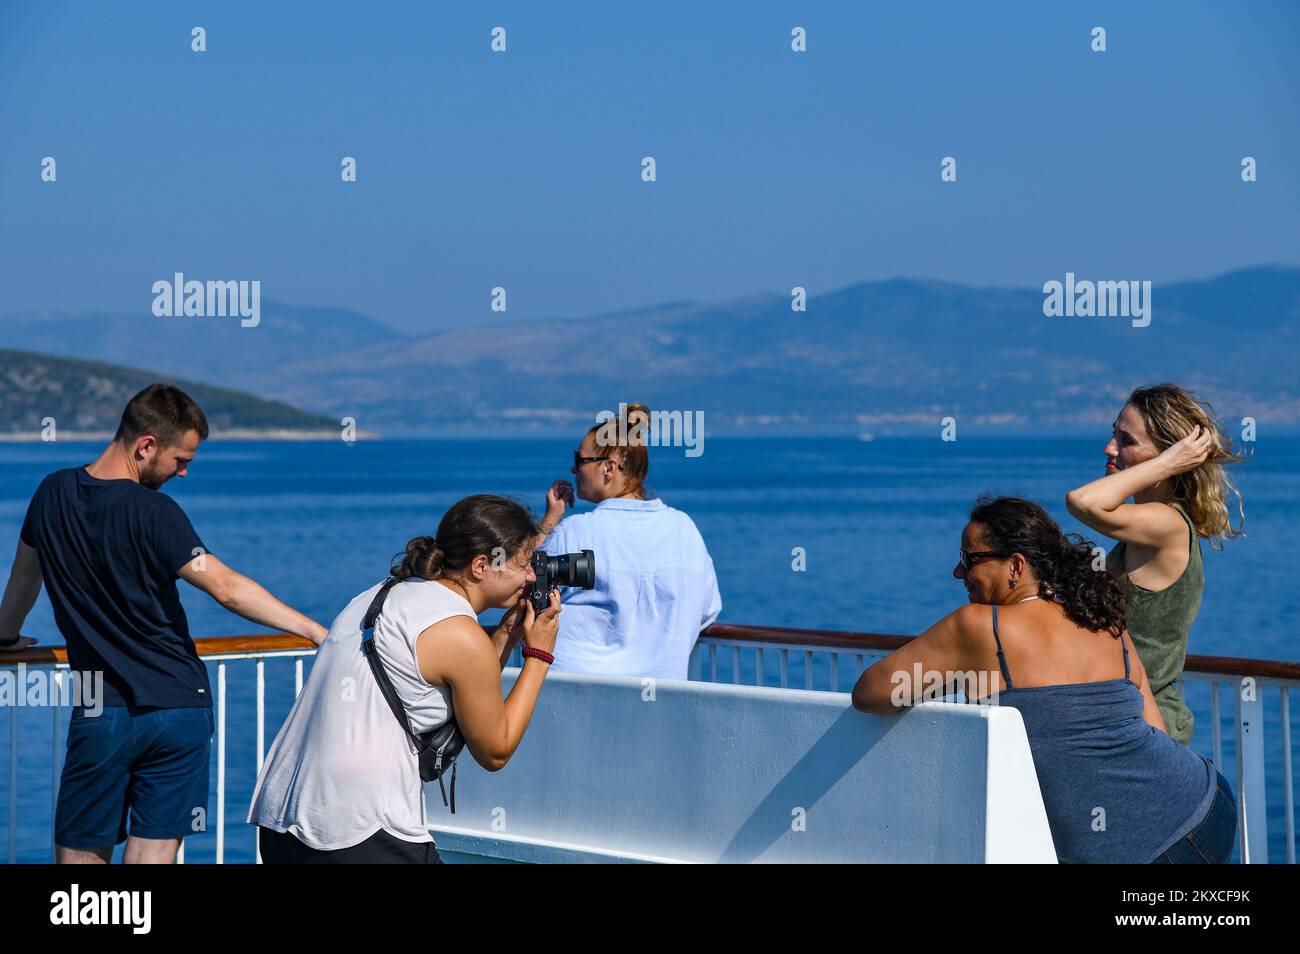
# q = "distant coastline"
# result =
<box><xmin>0</xmin><ymin>429</ymin><xmax>379</xmax><ymax>443</ymax></box>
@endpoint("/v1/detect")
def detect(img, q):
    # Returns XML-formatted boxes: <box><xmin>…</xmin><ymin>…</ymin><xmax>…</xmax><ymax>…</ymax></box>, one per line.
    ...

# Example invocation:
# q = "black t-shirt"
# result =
<box><xmin>20</xmin><ymin>467</ymin><xmax>212</xmax><ymax>709</ymax></box>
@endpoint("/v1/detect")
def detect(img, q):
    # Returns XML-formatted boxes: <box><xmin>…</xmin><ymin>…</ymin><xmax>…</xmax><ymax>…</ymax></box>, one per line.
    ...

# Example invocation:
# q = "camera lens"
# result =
<box><xmin>546</xmin><ymin>549</ymin><xmax>596</xmax><ymax>590</ymax></box>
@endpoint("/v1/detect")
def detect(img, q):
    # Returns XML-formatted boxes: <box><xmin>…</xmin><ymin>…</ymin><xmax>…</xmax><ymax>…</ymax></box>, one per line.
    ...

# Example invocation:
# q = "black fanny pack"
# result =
<box><xmin>360</xmin><ymin>577</ymin><xmax>465</xmax><ymax>812</ymax></box>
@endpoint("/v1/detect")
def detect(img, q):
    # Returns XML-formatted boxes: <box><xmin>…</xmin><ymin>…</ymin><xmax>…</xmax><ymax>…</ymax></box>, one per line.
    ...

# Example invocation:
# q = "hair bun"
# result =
<box><xmin>392</xmin><ymin>535</ymin><xmax>444</xmax><ymax>581</ymax></box>
<box><xmin>623</xmin><ymin>403</ymin><xmax>650</xmax><ymax>444</ymax></box>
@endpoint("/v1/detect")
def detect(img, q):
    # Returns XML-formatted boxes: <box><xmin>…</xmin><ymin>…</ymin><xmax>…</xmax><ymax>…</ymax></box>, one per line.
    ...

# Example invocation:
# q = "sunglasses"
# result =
<box><xmin>958</xmin><ymin>549</ymin><xmax>1015</xmax><ymax>572</ymax></box>
<box><xmin>573</xmin><ymin>452</ymin><xmax>619</xmax><ymax>469</ymax></box>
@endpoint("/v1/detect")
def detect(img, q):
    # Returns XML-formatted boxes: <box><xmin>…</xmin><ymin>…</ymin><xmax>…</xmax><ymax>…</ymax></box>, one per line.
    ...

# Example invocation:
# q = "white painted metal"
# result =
<box><xmin>7</xmin><ymin>706</ymin><xmax>15</xmax><ymax>864</ymax></box>
<box><xmin>1</xmin><ymin>641</ymin><xmax>1296</xmax><ymax>864</ymax></box>
<box><xmin>1284</xmin><ymin>688</ymin><xmax>1295</xmax><ymax>865</ymax></box>
<box><xmin>50</xmin><ymin>671</ymin><xmax>60</xmax><ymax>861</ymax></box>
<box><xmin>428</xmin><ymin>671</ymin><xmax>1057</xmax><ymax>863</ymax></box>
<box><xmin>256</xmin><ymin>658</ymin><xmax>265</xmax><ymax>864</ymax></box>
<box><xmin>1236</xmin><ymin>677</ymin><xmax>1268</xmax><ymax>863</ymax></box>
<box><xmin>216</xmin><ymin>662</ymin><xmax>226</xmax><ymax>865</ymax></box>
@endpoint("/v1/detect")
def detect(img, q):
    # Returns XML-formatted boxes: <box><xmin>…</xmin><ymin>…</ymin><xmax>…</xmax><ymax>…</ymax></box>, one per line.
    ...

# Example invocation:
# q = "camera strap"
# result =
<box><xmin>359</xmin><ymin>577</ymin><xmax>459</xmax><ymax>811</ymax></box>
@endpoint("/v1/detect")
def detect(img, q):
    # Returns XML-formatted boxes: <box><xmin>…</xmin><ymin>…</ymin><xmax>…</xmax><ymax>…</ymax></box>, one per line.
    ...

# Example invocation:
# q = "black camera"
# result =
<box><xmin>527</xmin><ymin>549</ymin><xmax>596</xmax><ymax>613</ymax></box>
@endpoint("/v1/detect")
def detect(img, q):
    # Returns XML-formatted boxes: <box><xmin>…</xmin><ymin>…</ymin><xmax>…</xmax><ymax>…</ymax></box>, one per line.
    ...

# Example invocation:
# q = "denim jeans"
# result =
<box><xmin>1151</xmin><ymin>770</ymin><xmax>1238</xmax><ymax>863</ymax></box>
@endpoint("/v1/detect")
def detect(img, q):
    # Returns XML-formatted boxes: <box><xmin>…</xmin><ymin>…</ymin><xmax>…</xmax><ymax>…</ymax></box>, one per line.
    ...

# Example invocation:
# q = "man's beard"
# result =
<box><xmin>139</xmin><ymin>462</ymin><xmax>171</xmax><ymax>490</ymax></box>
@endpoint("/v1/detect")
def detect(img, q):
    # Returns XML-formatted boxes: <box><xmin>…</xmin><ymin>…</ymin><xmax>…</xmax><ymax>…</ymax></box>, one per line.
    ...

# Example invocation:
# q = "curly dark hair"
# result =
<box><xmin>969</xmin><ymin>495</ymin><xmax>1127</xmax><ymax>638</ymax></box>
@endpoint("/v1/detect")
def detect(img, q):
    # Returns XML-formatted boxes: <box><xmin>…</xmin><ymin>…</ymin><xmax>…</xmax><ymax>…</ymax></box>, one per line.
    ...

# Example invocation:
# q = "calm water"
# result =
<box><xmin>1</xmin><ymin>437</ymin><xmax>1296</xmax><ymax>863</ymax></box>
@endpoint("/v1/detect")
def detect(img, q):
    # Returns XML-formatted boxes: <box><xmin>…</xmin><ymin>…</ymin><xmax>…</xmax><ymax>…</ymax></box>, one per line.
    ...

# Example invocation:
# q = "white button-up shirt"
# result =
<box><xmin>539</xmin><ymin>496</ymin><xmax>722</xmax><ymax>680</ymax></box>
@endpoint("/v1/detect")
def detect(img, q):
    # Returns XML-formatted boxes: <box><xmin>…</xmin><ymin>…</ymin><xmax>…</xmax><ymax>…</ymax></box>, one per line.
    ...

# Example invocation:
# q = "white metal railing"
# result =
<box><xmin>3</xmin><ymin>645</ymin><xmax>312</xmax><ymax>866</ymax></box>
<box><xmin>688</xmin><ymin>635</ymin><xmax>1299</xmax><ymax>865</ymax></box>
<box><xmin>4</xmin><ymin>633</ymin><xmax>1298</xmax><ymax>864</ymax></box>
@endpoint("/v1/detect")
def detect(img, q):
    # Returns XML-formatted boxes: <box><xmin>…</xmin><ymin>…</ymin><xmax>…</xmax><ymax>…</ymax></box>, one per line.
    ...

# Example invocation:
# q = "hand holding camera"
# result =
<box><xmin>527</xmin><ymin>549</ymin><xmax>595</xmax><ymax>614</ymax></box>
<box><xmin>521</xmin><ymin>588</ymin><xmax>562</xmax><ymax>657</ymax></box>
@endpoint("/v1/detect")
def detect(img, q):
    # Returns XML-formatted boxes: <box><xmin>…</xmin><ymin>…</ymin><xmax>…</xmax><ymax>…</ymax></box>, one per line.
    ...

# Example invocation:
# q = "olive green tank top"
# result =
<box><xmin>1106</xmin><ymin>502</ymin><xmax>1203</xmax><ymax>745</ymax></box>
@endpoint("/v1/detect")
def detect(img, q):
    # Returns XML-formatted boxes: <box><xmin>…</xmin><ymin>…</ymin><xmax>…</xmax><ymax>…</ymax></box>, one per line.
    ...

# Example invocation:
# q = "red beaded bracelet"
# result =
<box><xmin>522</xmin><ymin>646</ymin><xmax>554</xmax><ymax>665</ymax></box>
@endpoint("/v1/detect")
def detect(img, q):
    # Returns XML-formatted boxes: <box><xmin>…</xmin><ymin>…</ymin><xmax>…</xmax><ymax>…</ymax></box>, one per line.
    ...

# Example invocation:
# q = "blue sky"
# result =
<box><xmin>1</xmin><ymin>0</ymin><xmax>1297</xmax><ymax>335</ymax></box>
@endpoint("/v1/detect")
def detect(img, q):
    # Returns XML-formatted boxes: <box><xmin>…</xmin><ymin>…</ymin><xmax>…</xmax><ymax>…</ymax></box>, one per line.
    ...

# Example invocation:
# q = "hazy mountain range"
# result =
<box><xmin>1</xmin><ymin>267</ymin><xmax>1296</xmax><ymax>436</ymax></box>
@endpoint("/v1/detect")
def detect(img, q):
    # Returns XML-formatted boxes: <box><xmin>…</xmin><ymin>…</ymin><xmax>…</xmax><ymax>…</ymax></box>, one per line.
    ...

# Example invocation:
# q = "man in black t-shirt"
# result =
<box><xmin>0</xmin><ymin>383</ymin><xmax>327</xmax><ymax>864</ymax></box>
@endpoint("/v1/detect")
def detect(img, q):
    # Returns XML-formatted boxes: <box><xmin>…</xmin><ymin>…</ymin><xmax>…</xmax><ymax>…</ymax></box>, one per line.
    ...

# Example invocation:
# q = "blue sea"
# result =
<box><xmin>1</xmin><ymin>437</ymin><xmax>1297</xmax><ymax>863</ymax></box>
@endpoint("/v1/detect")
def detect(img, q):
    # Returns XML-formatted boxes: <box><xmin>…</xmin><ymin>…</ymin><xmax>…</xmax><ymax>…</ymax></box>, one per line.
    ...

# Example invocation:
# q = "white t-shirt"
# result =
<box><xmin>247</xmin><ymin>578</ymin><xmax>469</xmax><ymax>850</ymax></box>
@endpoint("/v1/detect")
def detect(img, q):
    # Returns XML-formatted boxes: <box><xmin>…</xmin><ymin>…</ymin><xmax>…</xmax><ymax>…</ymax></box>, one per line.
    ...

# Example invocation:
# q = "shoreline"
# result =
<box><xmin>2</xmin><ymin>429</ymin><xmax>1298</xmax><ymax>442</ymax></box>
<box><xmin>0</xmin><ymin>429</ymin><xmax>380</xmax><ymax>443</ymax></box>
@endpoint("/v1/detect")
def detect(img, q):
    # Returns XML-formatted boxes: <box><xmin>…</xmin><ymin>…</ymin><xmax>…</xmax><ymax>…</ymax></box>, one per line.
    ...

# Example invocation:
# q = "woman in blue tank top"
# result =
<box><xmin>852</xmin><ymin>495</ymin><xmax>1237</xmax><ymax>864</ymax></box>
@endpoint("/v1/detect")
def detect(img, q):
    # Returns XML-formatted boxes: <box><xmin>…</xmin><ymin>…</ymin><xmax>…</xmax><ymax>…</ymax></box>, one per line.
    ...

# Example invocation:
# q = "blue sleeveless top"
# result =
<box><xmin>988</xmin><ymin>605</ymin><xmax>1216</xmax><ymax>864</ymax></box>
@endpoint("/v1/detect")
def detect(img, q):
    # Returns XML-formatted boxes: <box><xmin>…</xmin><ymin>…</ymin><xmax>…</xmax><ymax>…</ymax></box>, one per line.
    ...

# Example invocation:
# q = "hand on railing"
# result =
<box><xmin>0</xmin><ymin>634</ymin><xmax>38</xmax><ymax>652</ymax></box>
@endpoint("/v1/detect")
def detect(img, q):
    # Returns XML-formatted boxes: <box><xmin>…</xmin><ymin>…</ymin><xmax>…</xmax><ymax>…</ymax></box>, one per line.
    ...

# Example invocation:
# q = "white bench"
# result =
<box><xmin>427</xmin><ymin>671</ymin><xmax>1057</xmax><ymax>863</ymax></box>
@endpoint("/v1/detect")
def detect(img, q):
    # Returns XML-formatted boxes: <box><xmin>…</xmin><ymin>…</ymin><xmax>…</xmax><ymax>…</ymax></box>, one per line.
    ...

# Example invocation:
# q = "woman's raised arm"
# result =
<box><xmin>1066</xmin><ymin>427</ymin><xmax>1211</xmax><ymax>548</ymax></box>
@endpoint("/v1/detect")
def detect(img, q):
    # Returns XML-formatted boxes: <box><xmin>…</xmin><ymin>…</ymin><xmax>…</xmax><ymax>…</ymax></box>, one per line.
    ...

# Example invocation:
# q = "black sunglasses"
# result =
<box><xmin>958</xmin><ymin>549</ymin><xmax>1015</xmax><ymax>572</ymax></box>
<box><xmin>574</xmin><ymin>452</ymin><xmax>618</xmax><ymax>469</ymax></box>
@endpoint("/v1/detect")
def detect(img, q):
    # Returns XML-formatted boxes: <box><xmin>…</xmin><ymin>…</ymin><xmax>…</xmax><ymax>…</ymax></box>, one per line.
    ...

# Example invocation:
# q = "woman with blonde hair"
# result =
<box><xmin>853</xmin><ymin>495</ymin><xmax>1237</xmax><ymax>863</ymax></box>
<box><xmin>536</xmin><ymin>402</ymin><xmax>721</xmax><ymax>680</ymax></box>
<box><xmin>1066</xmin><ymin>384</ymin><xmax>1247</xmax><ymax>744</ymax></box>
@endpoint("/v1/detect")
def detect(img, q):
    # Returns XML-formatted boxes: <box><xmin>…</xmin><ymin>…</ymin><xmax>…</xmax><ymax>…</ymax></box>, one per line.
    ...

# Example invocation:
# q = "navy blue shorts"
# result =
<box><xmin>55</xmin><ymin>705</ymin><xmax>213</xmax><ymax>848</ymax></box>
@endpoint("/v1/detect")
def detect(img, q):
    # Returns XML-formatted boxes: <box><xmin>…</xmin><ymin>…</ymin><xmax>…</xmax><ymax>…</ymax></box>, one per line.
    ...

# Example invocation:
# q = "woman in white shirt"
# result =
<box><xmin>248</xmin><ymin>494</ymin><xmax>561</xmax><ymax>863</ymax></box>
<box><xmin>537</xmin><ymin>403</ymin><xmax>722</xmax><ymax>680</ymax></box>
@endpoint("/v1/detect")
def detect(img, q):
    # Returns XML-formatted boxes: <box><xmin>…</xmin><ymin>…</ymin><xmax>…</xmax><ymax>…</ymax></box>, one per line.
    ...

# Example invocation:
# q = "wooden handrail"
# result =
<box><xmin>0</xmin><ymin>634</ymin><xmax>317</xmax><ymax>666</ymax></box>
<box><xmin>3</xmin><ymin>623</ymin><xmax>1298</xmax><ymax>681</ymax></box>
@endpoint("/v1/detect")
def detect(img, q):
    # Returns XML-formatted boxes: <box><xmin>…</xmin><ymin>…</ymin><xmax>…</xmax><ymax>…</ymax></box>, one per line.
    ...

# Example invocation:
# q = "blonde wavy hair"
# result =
<box><xmin>1125</xmin><ymin>384</ymin><xmax>1248</xmax><ymax>548</ymax></box>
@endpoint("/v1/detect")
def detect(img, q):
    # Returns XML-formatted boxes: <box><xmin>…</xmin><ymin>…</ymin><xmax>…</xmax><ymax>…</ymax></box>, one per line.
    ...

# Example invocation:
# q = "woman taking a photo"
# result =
<box><xmin>852</xmin><ymin>496</ymin><xmax>1237</xmax><ymax>864</ymax></box>
<box><xmin>1066</xmin><ymin>383</ymin><xmax>1246</xmax><ymax>744</ymax></box>
<box><xmin>248</xmin><ymin>494</ymin><xmax>561</xmax><ymax>863</ymax></box>
<box><xmin>537</xmin><ymin>402</ymin><xmax>721</xmax><ymax>680</ymax></box>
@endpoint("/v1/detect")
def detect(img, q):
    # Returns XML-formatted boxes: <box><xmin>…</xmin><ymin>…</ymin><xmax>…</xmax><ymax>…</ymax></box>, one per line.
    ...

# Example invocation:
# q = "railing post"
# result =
<box><xmin>1283</xmin><ymin>688</ymin><xmax>1295</xmax><ymax>865</ymax></box>
<box><xmin>216</xmin><ymin>662</ymin><xmax>227</xmax><ymax>865</ymax></box>
<box><xmin>1235</xmin><ymin>676</ymin><xmax>1268</xmax><ymax>863</ymax></box>
<box><xmin>50</xmin><ymin>670</ymin><xmax>62</xmax><ymax>862</ymax></box>
<box><xmin>9</xmin><ymin>705</ymin><xmax>18</xmax><ymax>864</ymax></box>
<box><xmin>255</xmin><ymin>658</ymin><xmax>265</xmax><ymax>864</ymax></box>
